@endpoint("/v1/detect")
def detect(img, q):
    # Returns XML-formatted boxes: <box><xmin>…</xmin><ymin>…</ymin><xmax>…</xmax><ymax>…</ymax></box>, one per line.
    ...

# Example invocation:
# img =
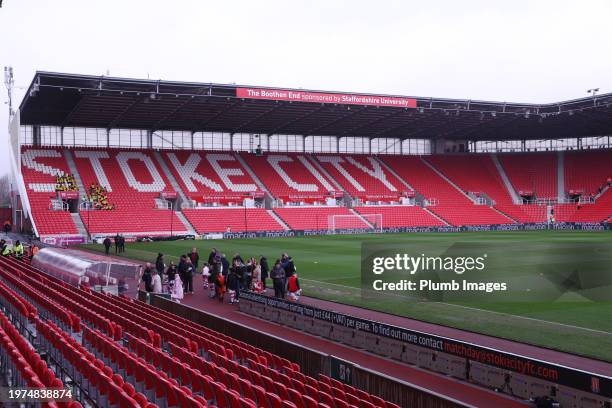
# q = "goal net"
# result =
<box><xmin>328</xmin><ymin>213</ymin><xmax>383</xmax><ymax>234</ymax></box>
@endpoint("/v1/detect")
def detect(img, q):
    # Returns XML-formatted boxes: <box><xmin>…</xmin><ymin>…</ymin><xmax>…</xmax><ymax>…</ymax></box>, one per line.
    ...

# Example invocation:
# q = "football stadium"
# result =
<box><xmin>1</xmin><ymin>2</ymin><xmax>612</xmax><ymax>408</ymax></box>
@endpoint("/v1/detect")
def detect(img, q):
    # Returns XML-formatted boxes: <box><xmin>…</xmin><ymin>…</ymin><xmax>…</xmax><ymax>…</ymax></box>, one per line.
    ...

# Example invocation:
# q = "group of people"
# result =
<box><xmin>140</xmin><ymin>246</ymin><xmax>302</xmax><ymax>304</ymax></box>
<box><xmin>141</xmin><ymin>248</ymin><xmax>201</xmax><ymax>302</ymax></box>
<box><xmin>1</xmin><ymin>239</ymin><xmax>26</xmax><ymax>259</ymax></box>
<box><xmin>55</xmin><ymin>173</ymin><xmax>77</xmax><ymax>192</ymax></box>
<box><xmin>202</xmin><ymin>250</ymin><xmax>266</xmax><ymax>304</ymax></box>
<box><xmin>87</xmin><ymin>183</ymin><xmax>115</xmax><ymax>210</ymax></box>
<box><xmin>270</xmin><ymin>253</ymin><xmax>301</xmax><ymax>301</ymax></box>
<box><xmin>102</xmin><ymin>234</ymin><xmax>126</xmax><ymax>254</ymax></box>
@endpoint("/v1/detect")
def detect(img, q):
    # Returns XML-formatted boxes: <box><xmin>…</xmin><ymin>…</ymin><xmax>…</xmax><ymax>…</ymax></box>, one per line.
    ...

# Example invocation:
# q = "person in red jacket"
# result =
<box><xmin>287</xmin><ymin>273</ymin><xmax>302</xmax><ymax>302</ymax></box>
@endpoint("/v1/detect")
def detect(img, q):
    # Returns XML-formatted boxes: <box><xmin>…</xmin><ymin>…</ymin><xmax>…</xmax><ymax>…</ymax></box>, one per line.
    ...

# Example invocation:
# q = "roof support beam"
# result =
<box><xmin>343</xmin><ymin>108</ymin><xmax>409</xmax><ymax>135</ymax></box>
<box><xmin>150</xmin><ymin>95</ymin><xmax>199</xmax><ymax>131</ymax></box>
<box><xmin>304</xmin><ymin>106</ymin><xmax>369</xmax><ymax>136</ymax></box>
<box><xmin>230</xmin><ymin>102</ymin><xmax>285</xmax><ymax>134</ymax></box>
<box><xmin>61</xmin><ymin>95</ymin><xmax>90</xmax><ymax>127</ymax></box>
<box><xmin>107</xmin><ymin>97</ymin><xmax>143</xmax><ymax>129</ymax></box>
<box><xmin>192</xmin><ymin>100</ymin><xmax>242</xmax><ymax>132</ymax></box>
<box><xmin>266</xmin><ymin>104</ymin><xmax>328</xmax><ymax>136</ymax></box>
<box><xmin>375</xmin><ymin>113</ymin><xmax>431</xmax><ymax>138</ymax></box>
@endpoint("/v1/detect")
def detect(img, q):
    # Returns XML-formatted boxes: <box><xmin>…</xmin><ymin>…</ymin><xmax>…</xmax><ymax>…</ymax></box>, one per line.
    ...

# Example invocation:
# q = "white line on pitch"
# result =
<box><xmin>299</xmin><ymin>278</ymin><xmax>612</xmax><ymax>336</ymax></box>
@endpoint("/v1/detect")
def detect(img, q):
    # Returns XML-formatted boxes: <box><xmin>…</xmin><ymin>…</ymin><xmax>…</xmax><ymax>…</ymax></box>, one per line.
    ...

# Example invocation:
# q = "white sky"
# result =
<box><xmin>1</xmin><ymin>0</ymin><xmax>611</xmax><ymax>176</ymax></box>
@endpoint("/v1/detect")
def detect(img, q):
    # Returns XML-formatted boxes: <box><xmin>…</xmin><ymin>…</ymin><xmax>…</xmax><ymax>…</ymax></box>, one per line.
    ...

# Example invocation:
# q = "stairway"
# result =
<box><xmin>64</xmin><ymin>150</ymin><xmax>86</xmax><ymax>197</ymax></box>
<box><xmin>491</xmin><ymin>153</ymin><xmax>521</xmax><ymax>204</ymax></box>
<box><xmin>307</xmin><ymin>156</ymin><xmax>344</xmax><ymax>191</ymax></box>
<box><xmin>422</xmin><ymin>207</ymin><xmax>450</xmax><ymax>226</ymax></box>
<box><xmin>557</xmin><ymin>151</ymin><xmax>565</xmax><ymax>201</ymax></box>
<box><xmin>234</xmin><ymin>153</ymin><xmax>271</xmax><ymax>194</ymax></box>
<box><xmin>153</xmin><ymin>151</ymin><xmax>191</xmax><ymax>206</ymax></box>
<box><xmin>349</xmin><ymin>208</ymin><xmax>375</xmax><ymax>229</ymax></box>
<box><xmin>374</xmin><ymin>156</ymin><xmax>416</xmax><ymax>190</ymax></box>
<box><xmin>71</xmin><ymin>213</ymin><xmax>89</xmax><ymax>238</ymax></box>
<box><xmin>267</xmin><ymin>209</ymin><xmax>290</xmax><ymax>231</ymax></box>
<box><xmin>175</xmin><ymin>211</ymin><xmax>197</xmax><ymax>235</ymax></box>
<box><xmin>420</xmin><ymin>157</ymin><xmax>477</xmax><ymax>202</ymax></box>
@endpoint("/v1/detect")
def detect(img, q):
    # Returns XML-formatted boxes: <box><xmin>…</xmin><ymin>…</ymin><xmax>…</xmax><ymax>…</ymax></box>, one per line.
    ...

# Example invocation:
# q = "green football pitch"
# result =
<box><xmin>82</xmin><ymin>230</ymin><xmax>612</xmax><ymax>362</ymax></box>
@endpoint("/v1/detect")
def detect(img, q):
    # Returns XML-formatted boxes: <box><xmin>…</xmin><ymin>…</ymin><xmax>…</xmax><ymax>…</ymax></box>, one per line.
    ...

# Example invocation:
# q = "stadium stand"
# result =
<box><xmin>425</xmin><ymin>154</ymin><xmax>547</xmax><ymax>223</ymax></box>
<box><xmin>313</xmin><ymin>154</ymin><xmax>407</xmax><ymax>201</ymax></box>
<box><xmin>274</xmin><ymin>206</ymin><xmax>368</xmax><ymax>230</ymax></box>
<box><xmin>20</xmin><ymin>148</ymin><xmax>79</xmax><ymax>235</ymax></box>
<box><xmin>354</xmin><ymin>205</ymin><xmax>446</xmax><ymax>228</ymax></box>
<box><xmin>568</xmin><ymin>189</ymin><xmax>612</xmax><ymax>222</ymax></box>
<box><xmin>182</xmin><ymin>208</ymin><xmax>285</xmax><ymax>233</ymax></box>
<box><xmin>72</xmin><ymin>149</ymin><xmax>188</xmax><ymax>236</ymax></box>
<box><xmin>19</xmin><ymin>146</ymin><xmax>612</xmax><ymax>236</ymax></box>
<box><xmin>498</xmin><ymin>153</ymin><xmax>558</xmax><ymax>199</ymax></box>
<box><xmin>382</xmin><ymin>156</ymin><xmax>513</xmax><ymax>226</ymax></box>
<box><xmin>564</xmin><ymin>150</ymin><xmax>612</xmax><ymax>195</ymax></box>
<box><xmin>0</xmin><ymin>255</ymin><xmax>400</xmax><ymax>408</ymax></box>
<box><xmin>162</xmin><ymin>150</ymin><xmax>261</xmax><ymax>205</ymax></box>
<box><xmin>239</xmin><ymin>153</ymin><xmax>337</xmax><ymax>204</ymax></box>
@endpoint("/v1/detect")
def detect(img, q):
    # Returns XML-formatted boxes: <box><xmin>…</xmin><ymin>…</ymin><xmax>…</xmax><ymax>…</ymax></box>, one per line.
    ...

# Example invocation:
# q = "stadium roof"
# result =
<box><xmin>19</xmin><ymin>71</ymin><xmax>612</xmax><ymax>141</ymax></box>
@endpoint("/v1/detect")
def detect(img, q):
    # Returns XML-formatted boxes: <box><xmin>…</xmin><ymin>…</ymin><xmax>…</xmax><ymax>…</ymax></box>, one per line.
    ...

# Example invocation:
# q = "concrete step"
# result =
<box><xmin>307</xmin><ymin>156</ymin><xmax>345</xmax><ymax>192</ymax></box>
<box><xmin>420</xmin><ymin>157</ymin><xmax>476</xmax><ymax>203</ymax></box>
<box><xmin>175</xmin><ymin>211</ymin><xmax>197</xmax><ymax>235</ymax></box>
<box><xmin>492</xmin><ymin>153</ymin><xmax>521</xmax><ymax>204</ymax></box>
<box><xmin>70</xmin><ymin>212</ymin><xmax>89</xmax><ymax>238</ymax></box>
<box><xmin>153</xmin><ymin>151</ymin><xmax>191</xmax><ymax>208</ymax></box>
<box><xmin>234</xmin><ymin>153</ymin><xmax>270</xmax><ymax>193</ymax></box>
<box><xmin>422</xmin><ymin>207</ymin><xmax>451</xmax><ymax>226</ymax></box>
<box><xmin>557</xmin><ymin>151</ymin><xmax>565</xmax><ymax>201</ymax></box>
<box><xmin>266</xmin><ymin>209</ymin><xmax>290</xmax><ymax>231</ymax></box>
<box><xmin>64</xmin><ymin>150</ymin><xmax>86</xmax><ymax>197</ymax></box>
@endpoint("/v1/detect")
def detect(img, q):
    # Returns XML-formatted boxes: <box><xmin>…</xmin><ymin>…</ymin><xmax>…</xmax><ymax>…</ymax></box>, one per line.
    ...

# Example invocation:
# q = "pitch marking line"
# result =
<box><xmin>300</xmin><ymin>278</ymin><xmax>612</xmax><ymax>336</ymax></box>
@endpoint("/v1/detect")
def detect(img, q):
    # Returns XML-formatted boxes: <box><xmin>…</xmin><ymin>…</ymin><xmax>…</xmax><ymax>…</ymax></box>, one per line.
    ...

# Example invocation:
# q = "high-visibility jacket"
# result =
<box><xmin>13</xmin><ymin>244</ymin><xmax>24</xmax><ymax>257</ymax></box>
<box><xmin>1</xmin><ymin>245</ymin><xmax>11</xmax><ymax>256</ymax></box>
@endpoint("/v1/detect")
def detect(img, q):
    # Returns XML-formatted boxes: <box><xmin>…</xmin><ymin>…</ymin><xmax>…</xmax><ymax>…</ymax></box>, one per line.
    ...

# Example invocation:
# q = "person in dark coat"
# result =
<box><xmin>142</xmin><ymin>263</ymin><xmax>153</xmax><ymax>292</ymax></box>
<box><xmin>103</xmin><ymin>237</ymin><xmax>112</xmax><ymax>255</ymax></box>
<box><xmin>281</xmin><ymin>253</ymin><xmax>296</xmax><ymax>277</ymax></box>
<box><xmin>184</xmin><ymin>258</ymin><xmax>194</xmax><ymax>294</ymax></box>
<box><xmin>221</xmin><ymin>254</ymin><xmax>230</xmax><ymax>277</ymax></box>
<box><xmin>178</xmin><ymin>255</ymin><xmax>187</xmax><ymax>285</ymax></box>
<box><xmin>209</xmin><ymin>256</ymin><xmax>222</xmax><ymax>298</ymax></box>
<box><xmin>271</xmin><ymin>259</ymin><xmax>286</xmax><ymax>299</ymax></box>
<box><xmin>259</xmin><ymin>256</ymin><xmax>269</xmax><ymax>289</ymax></box>
<box><xmin>226</xmin><ymin>267</ymin><xmax>240</xmax><ymax>304</ymax></box>
<box><xmin>232</xmin><ymin>253</ymin><xmax>244</xmax><ymax>264</ymax></box>
<box><xmin>189</xmin><ymin>248</ymin><xmax>199</xmax><ymax>271</ymax></box>
<box><xmin>155</xmin><ymin>253</ymin><xmax>165</xmax><ymax>275</ymax></box>
<box><xmin>114</xmin><ymin>234</ymin><xmax>120</xmax><ymax>254</ymax></box>
<box><xmin>207</xmin><ymin>248</ymin><xmax>218</xmax><ymax>265</ymax></box>
<box><xmin>166</xmin><ymin>262</ymin><xmax>177</xmax><ymax>282</ymax></box>
<box><xmin>119</xmin><ymin>235</ymin><xmax>126</xmax><ymax>253</ymax></box>
<box><xmin>281</xmin><ymin>253</ymin><xmax>295</xmax><ymax>292</ymax></box>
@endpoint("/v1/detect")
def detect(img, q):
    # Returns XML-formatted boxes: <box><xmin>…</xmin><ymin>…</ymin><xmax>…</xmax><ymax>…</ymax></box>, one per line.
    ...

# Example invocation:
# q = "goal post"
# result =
<box><xmin>328</xmin><ymin>213</ymin><xmax>383</xmax><ymax>234</ymax></box>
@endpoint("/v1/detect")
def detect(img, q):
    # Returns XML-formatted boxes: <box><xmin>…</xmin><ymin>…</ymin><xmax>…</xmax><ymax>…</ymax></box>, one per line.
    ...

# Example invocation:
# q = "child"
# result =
<box><xmin>226</xmin><ymin>269</ymin><xmax>239</xmax><ymax>305</ymax></box>
<box><xmin>171</xmin><ymin>274</ymin><xmax>184</xmax><ymax>303</ymax></box>
<box><xmin>287</xmin><ymin>273</ymin><xmax>302</xmax><ymax>302</ymax></box>
<box><xmin>214</xmin><ymin>273</ymin><xmax>226</xmax><ymax>303</ymax></box>
<box><xmin>202</xmin><ymin>263</ymin><xmax>210</xmax><ymax>289</ymax></box>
